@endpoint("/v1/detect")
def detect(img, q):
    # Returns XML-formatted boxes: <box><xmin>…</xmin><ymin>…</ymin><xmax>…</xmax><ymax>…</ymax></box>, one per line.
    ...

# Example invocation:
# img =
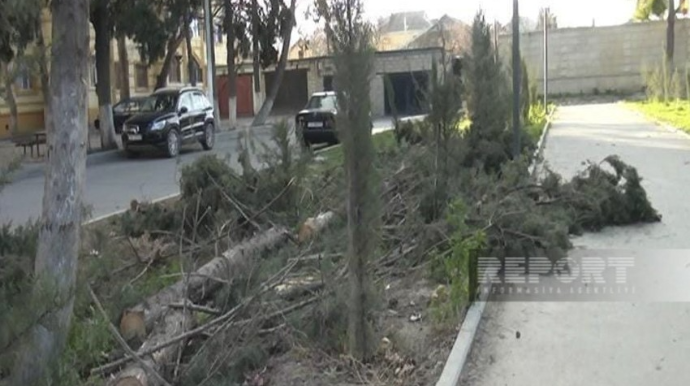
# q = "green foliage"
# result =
<box><xmin>0</xmin><ymin>0</ymin><xmax>43</xmax><ymax>62</ymax></box>
<box><xmin>634</xmin><ymin>0</ymin><xmax>670</xmax><ymax>20</ymax></box>
<box><xmin>429</xmin><ymin>199</ymin><xmax>486</xmax><ymax>325</ymax></box>
<box><xmin>462</xmin><ymin>10</ymin><xmax>513</xmax><ymax>173</ymax></box>
<box><xmin>628</xmin><ymin>99</ymin><xmax>690</xmax><ymax>132</ymax></box>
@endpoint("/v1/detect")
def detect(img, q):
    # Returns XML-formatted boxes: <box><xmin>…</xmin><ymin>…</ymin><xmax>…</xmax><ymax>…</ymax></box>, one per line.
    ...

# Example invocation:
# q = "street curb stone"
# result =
<box><xmin>435</xmin><ymin>106</ymin><xmax>558</xmax><ymax>386</ymax></box>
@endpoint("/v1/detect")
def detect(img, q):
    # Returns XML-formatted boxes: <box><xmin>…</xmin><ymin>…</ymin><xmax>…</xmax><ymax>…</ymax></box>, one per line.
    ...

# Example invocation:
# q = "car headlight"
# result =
<box><xmin>150</xmin><ymin>120</ymin><xmax>166</xmax><ymax>131</ymax></box>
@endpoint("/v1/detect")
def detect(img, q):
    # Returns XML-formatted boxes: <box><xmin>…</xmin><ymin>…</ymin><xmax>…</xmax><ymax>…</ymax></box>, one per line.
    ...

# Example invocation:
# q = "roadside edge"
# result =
<box><xmin>435</xmin><ymin>105</ymin><xmax>558</xmax><ymax>386</ymax></box>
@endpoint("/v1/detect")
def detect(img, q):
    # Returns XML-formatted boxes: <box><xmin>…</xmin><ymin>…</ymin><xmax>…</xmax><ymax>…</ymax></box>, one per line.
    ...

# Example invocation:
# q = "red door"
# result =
<box><xmin>216</xmin><ymin>74</ymin><xmax>254</xmax><ymax>119</ymax></box>
<box><xmin>236</xmin><ymin>74</ymin><xmax>253</xmax><ymax>117</ymax></box>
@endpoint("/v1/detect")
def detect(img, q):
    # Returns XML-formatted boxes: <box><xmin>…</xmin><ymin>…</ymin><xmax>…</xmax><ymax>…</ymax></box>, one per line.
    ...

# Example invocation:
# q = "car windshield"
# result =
<box><xmin>113</xmin><ymin>98</ymin><xmax>146</xmax><ymax>114</ymax></box>
<box><xmin>305</xmin><ymin>95</ymin><xmax>337</xmax><ymax>110</ymax></box>
<box><xmin>139</xmin><ymin>94</ymin><xmax>177</xmax><ymax>113</ymax></box>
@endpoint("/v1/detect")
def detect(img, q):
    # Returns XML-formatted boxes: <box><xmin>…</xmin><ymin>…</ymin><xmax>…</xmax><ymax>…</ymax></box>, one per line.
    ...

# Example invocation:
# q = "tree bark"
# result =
<box><xmin>667</xmin><ymin>0</ymin><xmax>676</xmax><ymax>65</ymax></box>
<box><xmin>9</xmin><ymin>0</ymin><xmax>89</xmax><ymax>383</ymax></box>
<box><xmin>184</xmin><ymin>10</ymin><xmax>196</xmax><ymax>86</ymax></box>
<box><xmin>252</xmin><ymin>0</ymin><xmax>296</xmax><ymax>127</ymax></box>
<box><xmin>154</xmin><ymin>31</ymin><xmax>185</xmax><ymax>90</ymax></box>
<box><xmin>117</xmin><ymin>34</ymin><xmax>131</xmax><ymax>100</ymax></box>
<box><xmin>128</xmin><ymin>227</ymin><xmax>291</xmax><ymax>332</ymax></box>
<box><xmin>225</xmin><ymin>0</ymin><xmax>238</xmax><ymax>128</ymax></box>
<box><xmin>92</xmin><ymin>0</ymin><xmax>118</xmax><ymax>150</ymax></box>
<box><xmin>251</xmin><ymin>0</ymin><xmax>260</xmax><ymax>93</ymax></box>
<box><xmin>2</xmin><ymin>62</ymin><xmax>18</xmax><ymax>136</ymax></box>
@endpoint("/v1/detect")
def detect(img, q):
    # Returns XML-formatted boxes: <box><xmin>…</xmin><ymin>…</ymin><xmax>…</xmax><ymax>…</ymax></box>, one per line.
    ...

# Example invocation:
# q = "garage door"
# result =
<box><xmin>383</xmin><ymin>71</ymin><xmax>430</xmax><ymax>116</ymax></box>
<box><xmin>217</xmin><ymin>74</ymin><xmax>254</xmax><ymax>118</ymax></box>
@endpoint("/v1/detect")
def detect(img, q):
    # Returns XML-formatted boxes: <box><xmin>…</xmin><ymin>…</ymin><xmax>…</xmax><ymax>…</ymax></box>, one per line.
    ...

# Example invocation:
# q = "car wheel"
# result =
<box><xmin>166</xmin><ymin>129</ymin><xmax>181</xmax><ymax>158</ymax></box>
<box><xmin>201</xmin><ymin>123</ymin><xmax>215</xmax><ymax>150</ymax></box>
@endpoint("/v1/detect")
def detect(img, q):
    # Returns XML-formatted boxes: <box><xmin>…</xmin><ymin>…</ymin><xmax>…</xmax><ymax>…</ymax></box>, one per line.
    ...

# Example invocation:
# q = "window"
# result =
<box><xmin>170</xmin><ymin>56</ymin><xmax>182</xmax><ymax>83</ymax></box>
<box><xmin>306</xmin><ymin>94</ymin><xmax>337</xmax><ymax>110</ymax></box>
<box><xmin>178</xmin><ymin>92</ymin><xmax>193</xmax><ymax>112</ymax></box>
<box><xmin>190</xmin><ymin>19</ymin><xmax>201</xmax><ymax>39</ymax></box>
<box><xmin>90</xmin><ymin>57</ymin><xmax>97</xmax><ymax>87</ymax></box>
<box><xmin>14</xmin><ymin>64</ymin><xmax>31</xmax><ymax>91</ymax></box>
<box><xmin>135</xmin><ymin>64</ymin><xmax>148</xmax><ymax>88</ymax></box>
<box><xmin>114</xmin><ymin>62</ymin><xmax>122</xmax><ymax>89</ymax></box>
<box><xmin>323</xmin><ymin>76</ymin><xmax>334</xmax><ymax>91</ymax></box>
<box><xmin>214</xmin><ymin>24</ymin><xmax>223</xmax><ymax>44</ymax></box>
<box><xmin>191</xmin><ymin>92</ymin><xmax>209</xmax><ymax>111</ymax></box>
<box><xmin>141</xmin><ymin>94</ymin><xmax>177</xmax><ymax>112</ymax></box>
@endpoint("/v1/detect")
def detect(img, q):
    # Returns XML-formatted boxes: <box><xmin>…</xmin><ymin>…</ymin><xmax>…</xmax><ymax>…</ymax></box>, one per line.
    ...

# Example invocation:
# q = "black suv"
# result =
<box><xmin>121</xmin><ymin>87</ymin><xmax>215</xmax><ymax>158</ymax></box>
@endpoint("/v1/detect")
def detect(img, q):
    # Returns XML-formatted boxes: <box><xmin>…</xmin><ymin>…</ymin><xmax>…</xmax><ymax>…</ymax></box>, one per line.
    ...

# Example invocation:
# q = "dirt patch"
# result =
<box><xmin>264</xmin><ymin>270</ymin><xmax>459</xmax><ymax>386</ymax></box>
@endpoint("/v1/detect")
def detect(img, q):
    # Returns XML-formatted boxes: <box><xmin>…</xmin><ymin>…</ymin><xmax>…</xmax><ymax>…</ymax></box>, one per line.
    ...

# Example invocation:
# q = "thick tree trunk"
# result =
<box><xmin>184</xmin><ymin>10</ymin><xmax>196</xmax><ymax>86</ymax></box>
<box><xmin>154</xmin><ymin>31</ymin><xmax>185</xmax><ymax>90</ymax></box>
<box><xmin>93</xmin><ymin>0</ymin><xmax>118</xmax><ymax>150</ymax></box>
<box><xmin>2</xmin><ymin>62</ymin><xmax>18</xmax><ymax>136</ymax></box>
<box><xmin>117</xmin><ymin>34</ymin><xmax>131</xmax><ymax>100</ymax></box>
<box><xmin>209</xmin><ymin>23</ymin><xmax>221</xmax><ymax>126</ymax></box>
<box><xmin>225</xmin><ymin>0</ymin><xmax>238</xmax><ymax>128</ymax></box>
<box><xmin>668</xmin><ymin>0</ymin><xmax>676</xmax><ymax>65</ymax></box>
<box><xmin>252</xmin><ymin>0</ymin><xmax>296</xmax><ymax>127</ymax></box>
<box><xmin>9</xmin><ymin>0</ymin><xmax>89</xmax><ymax>383</ymax></box>
<box><xmin>251</xmin><ymin>0</ymin><xmax>261</xmax><ymax>94</ymax></box>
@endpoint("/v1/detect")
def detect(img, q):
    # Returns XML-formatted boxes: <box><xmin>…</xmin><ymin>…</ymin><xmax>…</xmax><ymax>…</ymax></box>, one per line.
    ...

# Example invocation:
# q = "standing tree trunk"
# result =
<box><xmin>225</xmin><ymin>0</ymin><xmax>238</xmax><ymax>128</ymax></box>
<box><xmin>251</xmin><ymin>0</ymin><xmax>262</xmax><ymax>112</ymax></box>
<box><xmin>184</xmin><ymin>10</ymin><xmax>196</xmax><ymax>86</ymax></box>
<box><xmin>667</xmin><ymin>0</ymin><xmax>676</xmax><ymax>65</ymax></box>
<box><xmin>92</xmin><ymin>0</ymin><xmax>118</xmax><ymax>150</ymax></box>
<box><xmin>2</xmin><ymin>62</ymin><xmax>18</xmax><ymax>136</ymax></box>
<box><xmin>9</xmin><ymin>0</ymin><xmax>89</xmax><ymax>383</ymax></box>
<box><xmin>328</xmin><ymin>0</ymin><xmax>379</xmax><ymax>362</ymax></box>
<box><xmin>252</xmin><ymin>0</ymin><xmax>296</xmax><ymax>127</ymax></box>
<box><xmin>154</xmin><ymin>31</ymin><xmax>185</xmax><ymax>90</ymax></box>
<box><xmin>117</xmin><ymin>34</ymin><xmax>131</xmax><ymax>100</ymax></box>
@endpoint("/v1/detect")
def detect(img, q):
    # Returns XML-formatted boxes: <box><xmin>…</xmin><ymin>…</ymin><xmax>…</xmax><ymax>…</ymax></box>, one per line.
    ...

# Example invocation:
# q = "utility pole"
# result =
<box><xmin>204</xmin><ymin>0</ymin><xmax>215</xmax><ymax>104</ymax></box>
<box><xmin>512</xmin><ymin>0</ymin><xmax>521</xmax><ymax>159</ymax></box>
<box><xmin>543</xmin><ymin>7</ymin><xmax>549</xmax><ymax>108</ymax></box>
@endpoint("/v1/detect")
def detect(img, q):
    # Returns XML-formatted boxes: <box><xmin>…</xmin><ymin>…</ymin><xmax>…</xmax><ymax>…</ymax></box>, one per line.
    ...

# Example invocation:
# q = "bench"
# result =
<box><xmin>11</xmin><ymin>131</ymin><xmax>47</xmax><ymax>158</ymax></box>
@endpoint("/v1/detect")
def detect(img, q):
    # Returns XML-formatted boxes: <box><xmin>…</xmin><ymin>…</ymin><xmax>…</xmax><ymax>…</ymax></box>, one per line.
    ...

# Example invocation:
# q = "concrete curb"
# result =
<box><xmin>624</xmin><ymin>104</ymin><xmax>690</xmax><ymax>140</ymax></box>
<box><xmin>83</xmin><ymin>192</ymin><xmax>181</xmax><ymax>227</ymax></box>
<box><xmin>435</xmin><ymin>106</ymin><xmax>558</xmax><ymax>386</ymax></box>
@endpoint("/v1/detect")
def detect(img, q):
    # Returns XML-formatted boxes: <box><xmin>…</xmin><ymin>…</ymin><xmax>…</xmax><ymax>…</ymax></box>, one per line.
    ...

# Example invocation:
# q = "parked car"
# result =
<box><xmin>295</xmin><ymin>91</ymin><xmax>339</xmax><ymax>146</ymax></box>
<box><xmin>94</xmin><ymin>96</ymin><xmax>149</xmax><ymax>134</ymax></box>
<box><xmin>120</xmin><ymin>87</ymin><xmax>215</xmax><ymax>158</ymax></box>
<box><xmin>295</xmin><ymin>91</ymin><xmax>373</xmax><ymax>146</ymax></box>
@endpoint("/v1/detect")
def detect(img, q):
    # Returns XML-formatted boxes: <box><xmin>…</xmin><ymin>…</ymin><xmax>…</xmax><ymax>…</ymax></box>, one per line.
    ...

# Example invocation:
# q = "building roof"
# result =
<box><xmin>406</xmin><ymin>15</ymin><xmax>472</xmax><ymax>54</ymax></box>
<box><xmin>379</xmin><ymin>11</ymin><xmax>432</xmax><ymax>34</ymax></box>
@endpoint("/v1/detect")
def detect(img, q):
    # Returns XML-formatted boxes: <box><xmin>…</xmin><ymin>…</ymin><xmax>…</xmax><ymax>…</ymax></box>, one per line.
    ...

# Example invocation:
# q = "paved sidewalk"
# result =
<box><xmin>460</xmin><ymin>103</ymin><xmax>690</xmax><ymax>386</ymax></box>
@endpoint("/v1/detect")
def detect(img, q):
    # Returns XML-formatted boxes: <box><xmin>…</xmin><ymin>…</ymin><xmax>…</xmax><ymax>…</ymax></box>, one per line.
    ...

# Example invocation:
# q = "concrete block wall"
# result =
<box><xmin>498</xmin><ymin>20</ymin><xmax>690</xmax><ymax>96</ymax></box>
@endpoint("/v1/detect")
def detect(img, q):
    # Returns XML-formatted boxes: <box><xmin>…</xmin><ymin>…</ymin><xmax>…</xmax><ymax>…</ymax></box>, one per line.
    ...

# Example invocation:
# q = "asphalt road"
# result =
<box><xmin>0</xmin><ymin>119</ymin><xmax>399</xmax><ymax>226</ymax></box>
<box><xmin>460</xmin><ymin>103</ymin><xmax>690</xmax><ymax>386</ymax></box>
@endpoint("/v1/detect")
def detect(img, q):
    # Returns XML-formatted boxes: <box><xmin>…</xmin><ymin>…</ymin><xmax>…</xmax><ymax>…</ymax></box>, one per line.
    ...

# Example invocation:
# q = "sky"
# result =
<box><xmin>294</xmin><ymin>0</ymin><xmax>637</xmax><ymax>35</ymax></box>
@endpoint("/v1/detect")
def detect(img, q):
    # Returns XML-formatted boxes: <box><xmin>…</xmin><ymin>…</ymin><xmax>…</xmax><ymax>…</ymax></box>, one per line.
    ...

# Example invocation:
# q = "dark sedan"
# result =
<box><xmin>94</xmin><ymin>96</ymin><xmax>149</xmax><ymax>134</ymax></box>
<box><xmin>295</xmin><ymin>91</ymin><xmax>339</xmax><ymax>146</ymax></box>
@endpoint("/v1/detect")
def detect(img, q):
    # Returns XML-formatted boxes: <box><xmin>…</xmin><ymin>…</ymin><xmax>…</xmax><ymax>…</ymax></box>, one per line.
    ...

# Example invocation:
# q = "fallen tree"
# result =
<box><xmin>102</xmin><ymin>212</ymin><xmax>337</xmax><ymax>385</ymax></box>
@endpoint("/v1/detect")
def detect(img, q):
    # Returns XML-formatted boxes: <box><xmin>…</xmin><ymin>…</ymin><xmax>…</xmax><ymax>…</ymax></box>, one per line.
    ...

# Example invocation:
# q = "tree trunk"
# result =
<box><xmin>184</xmin><ymin>10</ymin><xmax>196</xmax><ymax>86</ymax></box>
<box><xmin>93</xmin><ymin>0</ymin><xmax>118</xmax><ymax>150</ymax></box>
<box><xmin>154</xmin><ymin>31</ymin><xmax>185</xmax><ymax>90</ymax></box>
<box><xmin>209</xmin><ymin>22</ymin><xmax>221</xmax><ymax>126</ymax></box>
<box><xmin>667</xmin><ymin>0</ymin><xmax>676</xmax><ymax>65</ymax></box>
<box><xmin>109</xmin><ymin>227</ymin><xmax>293</xmax><ymax>386</ymax></box>
<box><xmin>333</xmin><ymin>3</ymin><xmax>378</xmax><ymax>361</ymax></box>
<box><xmin>2</xmin><ymin>62</ymin><xmax>18</xmax><ymax>136</ymax></box>
<box><xmin>9</xmin><ymin>0</ymin><xmax>89</xmax><ymax>383</ymax></box>
<box><xmin>128</xmin><ymin>227</ymin><xmax>290</xmax><ymax>332</ymax></box>
<box><xmin>251</xmin><ymin>0</ymin><xmax>260</xmax><ymax>93</ymax></box>
<box><xmin>117</xmin><ymin>34</ymin><xmax>131</xmax><ymax>100</ymax></box>
<box><xmin>225</xmin><ymin>0</ymin><xmax>238</xmax><ymax>128</ymax></box>
<box><xmin>36</xmin><ymin>19</ymin><xmax>52</xmax><ymax>138</ymax></box>
<box><xmin>252</xmin><ymin>0</ymin><xmax>296</xmax><ymax>127</ymax></box>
